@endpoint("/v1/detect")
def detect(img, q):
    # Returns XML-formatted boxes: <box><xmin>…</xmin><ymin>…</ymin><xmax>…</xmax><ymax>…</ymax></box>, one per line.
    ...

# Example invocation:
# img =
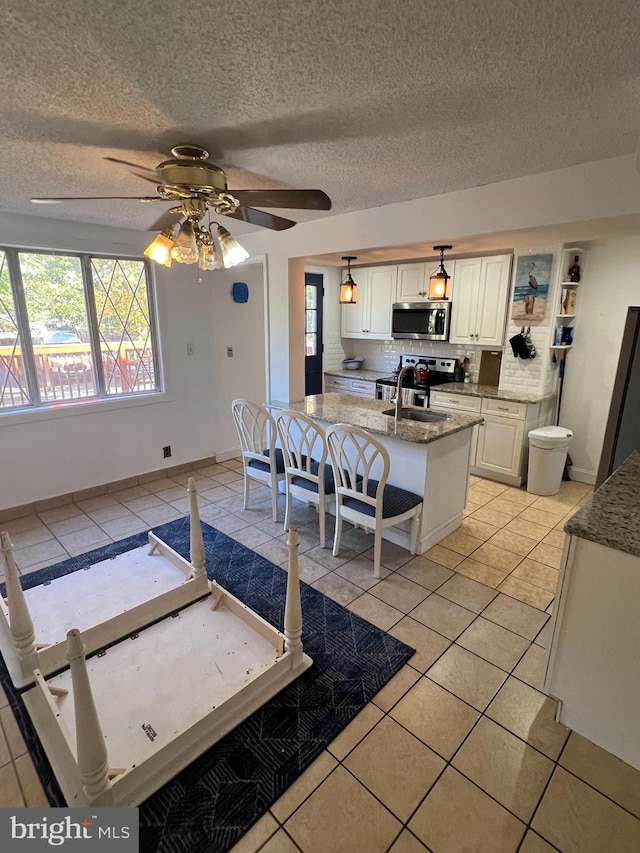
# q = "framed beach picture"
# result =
<box><xmin>511</xmin><ymin>254</ymin><xmax>552</xmax><ymax>321</ymax></box>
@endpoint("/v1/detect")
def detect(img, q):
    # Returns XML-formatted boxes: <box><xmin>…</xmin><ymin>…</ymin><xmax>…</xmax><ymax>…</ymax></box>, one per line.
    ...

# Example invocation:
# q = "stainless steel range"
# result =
<box><xmin>375</xmin><ymin>355</ymin><xmax>459</xmax><ymax>408</ymax></box>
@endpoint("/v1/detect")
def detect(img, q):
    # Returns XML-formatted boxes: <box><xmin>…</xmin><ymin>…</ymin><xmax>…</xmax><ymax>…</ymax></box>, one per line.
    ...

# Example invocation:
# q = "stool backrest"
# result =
<box><xmin>231</xmin><ymin>398</ymin><xmax>276</xmax><ymax>463</ymax></box>
<box><xmin>325</xmin><ymin>424</ymin><xmax>389</xmax><ymax>512</ymax></box>
<box><xmin>276</xmin><ymin>410</ymin><xmax>327</xmax><ymax>477</ymax></box>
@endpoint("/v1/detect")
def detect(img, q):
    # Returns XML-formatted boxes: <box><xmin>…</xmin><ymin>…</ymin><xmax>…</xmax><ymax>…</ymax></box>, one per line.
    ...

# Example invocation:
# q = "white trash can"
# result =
<box><xmin>527</xmin><ymin>426</ymin><xmax>573</xmax><ymax>496</ymax></box>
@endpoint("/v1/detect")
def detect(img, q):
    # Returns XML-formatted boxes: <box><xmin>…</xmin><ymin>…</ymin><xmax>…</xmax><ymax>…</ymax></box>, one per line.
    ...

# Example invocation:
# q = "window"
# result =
<box><xmin>305</xmin><ymin>283</ymin><xmax>318</xmax><ymax>356</ymax></box>
<box><xmin>0</xmin><ymin>248</ymin><xmax>161</xmax><ymax>412</ymax></box>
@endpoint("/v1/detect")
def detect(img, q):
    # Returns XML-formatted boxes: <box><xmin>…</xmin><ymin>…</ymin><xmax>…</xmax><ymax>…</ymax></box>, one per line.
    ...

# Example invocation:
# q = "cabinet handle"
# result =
<box><xmin>469</xmin><ymin>334</ymin><xmax>473</xmax><ymax>339</ymax></box>
<box><xmin>497</xmin><ymin>406</ymin><xmax>509</xmax><ymax>411</ymax></box>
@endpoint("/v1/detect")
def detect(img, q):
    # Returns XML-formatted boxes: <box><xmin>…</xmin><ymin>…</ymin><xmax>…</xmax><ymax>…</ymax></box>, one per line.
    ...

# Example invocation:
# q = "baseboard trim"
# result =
<box><xmin>0</xmin><ymin>453</ymin><xmax>240</xmax><ymax>523</ymax></box>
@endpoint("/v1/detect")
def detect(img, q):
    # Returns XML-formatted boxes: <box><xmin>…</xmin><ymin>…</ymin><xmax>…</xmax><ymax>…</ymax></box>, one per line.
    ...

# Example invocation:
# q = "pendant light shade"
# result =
<box><xmin>429</xmin><ymin>245</ymin><xmax>452</xmax><ymax>300</ymax></box>
<box><xmin>340</xmin><ymin>256</ymin><xmax>358</xmax><ymax>304</ymax></box>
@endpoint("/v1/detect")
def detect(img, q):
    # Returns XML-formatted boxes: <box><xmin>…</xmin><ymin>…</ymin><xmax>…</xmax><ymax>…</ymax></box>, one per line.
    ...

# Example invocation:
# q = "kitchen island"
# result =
<box><xmin>268</xmin><ymin>393</ymin><xmax>482</xmax><ymax>554</ymax></box>
<box><xmin>544</xmin><ymin>451</ymin><xmax>640</xmax><ymax>770</ymax></box>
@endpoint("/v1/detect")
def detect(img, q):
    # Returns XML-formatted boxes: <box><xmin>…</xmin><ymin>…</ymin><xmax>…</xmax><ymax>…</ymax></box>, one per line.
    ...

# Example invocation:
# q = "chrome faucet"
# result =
<box><xmin>392</xmin><ymin>365</ymin><xmax>419</xmax><ymax>425</ymax></box>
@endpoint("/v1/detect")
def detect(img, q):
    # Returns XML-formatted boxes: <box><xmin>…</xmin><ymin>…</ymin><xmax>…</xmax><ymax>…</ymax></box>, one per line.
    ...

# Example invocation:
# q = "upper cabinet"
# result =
<box><xmin>341</xmin><ymin>265</ymin><xmax>398</xmax><ymax>339</ymax></box>
<box><xmin>396</xmin><ymin>261</ymin><xmax>457</xmax><ymax>302</ymax></box>
<box><xmin>449</xmin><ymin>255</ymin><xmax>512</xmax><ymax>346</ymax></box>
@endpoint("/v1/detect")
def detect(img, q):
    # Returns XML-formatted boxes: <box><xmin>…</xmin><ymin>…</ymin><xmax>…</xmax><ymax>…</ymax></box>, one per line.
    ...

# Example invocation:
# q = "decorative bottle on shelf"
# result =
<box><xmin>567</xmin><ymin>255</ymin><xmax>581</xmax><ymax>282</ymax></box>
<box><xmin>561</xmin><ymin>287</ymin><xmax>577</xmax><ymax>315</ymax></box>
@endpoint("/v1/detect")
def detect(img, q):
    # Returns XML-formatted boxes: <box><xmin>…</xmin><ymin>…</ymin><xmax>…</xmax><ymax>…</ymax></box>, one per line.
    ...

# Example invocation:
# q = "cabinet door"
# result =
<box><xmin>341</xmin><ymin>268</ymin><xmax>367</xmax><ymax>338</ymax></box>
<box><xmin>475</xmin><ymin>413</ymin><xmax>524</xmax><ymax>478</ymax></box>
<box><xmin>449</xmin><ymin>258</ymin><xmax>482</xmax><ymax>344</ymax></box>
<box><xmin>367</xmin><ymin>266</ymin><xmax>397</xmax><ymax>338</ymax></box>
<box><xmin>396</xmin><ymin>264</ymin><xmax>427</xmax><ymax>302</ymax></box>
<box><xmin>475</xmin><ymin>255</ymin><xmax>512</xmax><ymax>346</ymax></box>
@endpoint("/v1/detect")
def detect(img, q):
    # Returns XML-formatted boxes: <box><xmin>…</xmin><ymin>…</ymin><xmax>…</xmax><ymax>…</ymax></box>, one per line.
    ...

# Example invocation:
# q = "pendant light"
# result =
<box><xmin>339</xmin><ymin>256</ymin><xmax>358</xmax><ymax>304</ymax></box>
<box><xmin>429</xmin><ymin>245</ymin><xmax>452</xmax><ymax>300</ymax></box>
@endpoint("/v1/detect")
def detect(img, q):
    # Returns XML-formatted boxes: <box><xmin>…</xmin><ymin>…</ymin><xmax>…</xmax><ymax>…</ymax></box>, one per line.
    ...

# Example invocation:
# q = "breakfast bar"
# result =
<box><xmin>269</xmin><ymin>393</ymin><xmax>482</xmax><ymax>554</ymax></box>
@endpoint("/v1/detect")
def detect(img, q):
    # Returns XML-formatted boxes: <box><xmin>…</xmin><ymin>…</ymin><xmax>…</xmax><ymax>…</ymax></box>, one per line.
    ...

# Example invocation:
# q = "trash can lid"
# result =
<box><xmin>528</xmin><ymin>426</ymin><xmax>573</xmax><ymax>439</ymax></box>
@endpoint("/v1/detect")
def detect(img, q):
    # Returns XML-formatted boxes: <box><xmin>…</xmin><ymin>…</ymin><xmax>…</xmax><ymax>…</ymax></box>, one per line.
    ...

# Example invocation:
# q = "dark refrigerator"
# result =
<box><xmin>596</xmin><ymin>306</ymin><xmax>640</xmax><ymax>487</ymax></box>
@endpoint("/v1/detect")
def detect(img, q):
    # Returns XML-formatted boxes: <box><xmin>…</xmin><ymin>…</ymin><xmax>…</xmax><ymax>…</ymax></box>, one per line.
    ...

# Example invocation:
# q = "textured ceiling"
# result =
<box><xmin>1</xmin><ymin>0</ymin><xmax>639</xmax><ymax>236</ymax></box>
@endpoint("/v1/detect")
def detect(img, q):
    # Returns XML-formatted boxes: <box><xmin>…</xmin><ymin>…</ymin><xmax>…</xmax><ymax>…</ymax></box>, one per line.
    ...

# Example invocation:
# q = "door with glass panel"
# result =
<box><xmin>304</xmin><ymin>273</ymin><xmax>323</xmax><ymax>396</ymax></box>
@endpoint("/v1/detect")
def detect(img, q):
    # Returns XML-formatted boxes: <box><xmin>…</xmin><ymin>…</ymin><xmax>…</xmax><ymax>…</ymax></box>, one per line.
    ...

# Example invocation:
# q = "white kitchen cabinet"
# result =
<box><xmin>341</xmin><ymin>265</ymin><xmax>397</xmax><ymax>339</ymax></box>
<box><xmin>430</xmin><ymin>391</ymin><xmax>481</xmax><ymax>469</ymax></box>
<box><xmin>449</xmin><ymin>254</ymin><xmax>512</xmax><ymax>346</ymax></box>
<box><xmin>324</xmin><ymin>374</ymin><xmax>376</xmax><ymax>398</ymax></box>
<box><xmin>544</xmin><ymin>475</ymin><xmax>640</xmax><ymax>771</ymax></box>
<box><xmin>430</xmin><ymin>390</ymin><xmax>543</xmax><ymax>486</ymax></box>
<box><xmin>396</xmin><ymin>261</ymin><xmax>457</xmax><ymax>302</ymax></box>
<box><xmin>474</xmin><ymin>413</ymin><xmax>525</xmax><ymax>479</ymax></box>
<box><xmin>396</xmin><ymin>263</ymin><xmax>428</xmax><ymax>301</ymax></box>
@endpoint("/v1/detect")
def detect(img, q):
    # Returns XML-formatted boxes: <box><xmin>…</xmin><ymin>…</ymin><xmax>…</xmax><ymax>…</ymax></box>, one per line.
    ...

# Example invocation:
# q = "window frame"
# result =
<box><xmin>0</xmin><ymin>245</ymin><xmax>163</xmax><ymax>416</ymax></box>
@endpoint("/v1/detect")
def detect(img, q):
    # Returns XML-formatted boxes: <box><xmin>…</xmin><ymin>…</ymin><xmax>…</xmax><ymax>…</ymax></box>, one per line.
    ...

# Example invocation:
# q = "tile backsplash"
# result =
<box><xmin>341</xmin><ymin>338</ymin><xmax>484</xmax><ymax>382</ymax></box>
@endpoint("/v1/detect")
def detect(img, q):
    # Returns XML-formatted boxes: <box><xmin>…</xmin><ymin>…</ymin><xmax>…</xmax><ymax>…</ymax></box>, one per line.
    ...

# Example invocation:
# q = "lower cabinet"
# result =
<box><xmin>324</xmin><ymin>374</ymin><xmax>376</xmax><ymax>399</ymax></box>
<box><xmin>430</xmin><ymin>391</ymin><xmax>545</xmax><ymax>486</ymax></box>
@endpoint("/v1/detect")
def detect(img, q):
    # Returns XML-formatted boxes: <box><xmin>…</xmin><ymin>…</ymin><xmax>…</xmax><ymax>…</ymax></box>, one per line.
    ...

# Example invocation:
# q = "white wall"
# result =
<box><xmin>0</xmin><ymin>213</ymin><xmax>266</xmax><ymax>509</ymax></box>
<box><xmin>209</xmin><ymin>262</ymin><xmax>268</xmax><ymax>459</ymax></box>
<box><xmin>558</xmin><ymin>236</ymin><xmax>640</xmax><ymax>482</ymax></box>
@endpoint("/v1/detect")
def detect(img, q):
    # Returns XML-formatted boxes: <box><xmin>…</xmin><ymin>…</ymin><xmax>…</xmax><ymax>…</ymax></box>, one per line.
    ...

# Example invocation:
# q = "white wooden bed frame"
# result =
<box><xmin>0</xmin><ymin>479</ymin><xmax>209</xmax><ymax>688</ymax></box>
<box><xmin>23</xmin><ymin>527</ymin><xmax>311</xmax><ymax>807</ymax></box>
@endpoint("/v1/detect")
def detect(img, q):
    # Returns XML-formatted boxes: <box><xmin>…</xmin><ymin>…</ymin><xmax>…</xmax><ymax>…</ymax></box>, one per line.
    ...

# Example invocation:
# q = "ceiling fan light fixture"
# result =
<box><xmin>216</xmin><ymin>224</ymin><xmax>249</xmax><ymax>268</ymax></box>
<box><xmin>170</xmin><ymin>220</ymin><xmax>199</xmax><ymax>264</ymax></box>
<box><xmin>143</xmin><ymin>226</ymin><xmax>175</xmax><ymax>267</ymax></box>
<box><xmin>339</xmin><ymin>256</ymin><xmax>358</xmax><ymax>304</ymax></box>
<box><xmin>429</xmin><ymin>244</ymin><xmax>452</xmax><ymax>300</ymax></box>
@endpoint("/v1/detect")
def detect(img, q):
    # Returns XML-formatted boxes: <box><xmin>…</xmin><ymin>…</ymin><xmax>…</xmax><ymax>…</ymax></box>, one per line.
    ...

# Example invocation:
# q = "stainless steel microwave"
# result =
<box><xmin>391</xmin><ymin>301</ymin><xmax>451</xmax><ymax>341</ymax></box>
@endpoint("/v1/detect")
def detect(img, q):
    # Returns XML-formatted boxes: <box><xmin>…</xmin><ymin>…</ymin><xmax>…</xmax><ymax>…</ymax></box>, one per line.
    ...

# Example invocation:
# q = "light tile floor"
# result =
<box><xmin>2</xmin><ymin>466</ymin><xmax>640</xmax><ymax>853</ymax></box>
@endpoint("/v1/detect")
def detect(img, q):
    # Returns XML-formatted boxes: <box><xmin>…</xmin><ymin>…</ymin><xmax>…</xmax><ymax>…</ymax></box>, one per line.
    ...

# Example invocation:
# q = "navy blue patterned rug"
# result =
<box><xmin>1</xmin><ymin>517</ymin><xmax>413</xmax><ymax>853</ymax></box>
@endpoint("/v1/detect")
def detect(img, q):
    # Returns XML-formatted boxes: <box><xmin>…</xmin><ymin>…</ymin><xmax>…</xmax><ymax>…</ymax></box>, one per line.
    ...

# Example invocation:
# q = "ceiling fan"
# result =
<box><xmin>30</xmin><ymin>144</ymin><xmax>332</xmax><ymax>272</ymax></box>
<box><xmin>31</xmin><ymin>143</ymin><xmax>332</xmax><ymax>231</ymax></box>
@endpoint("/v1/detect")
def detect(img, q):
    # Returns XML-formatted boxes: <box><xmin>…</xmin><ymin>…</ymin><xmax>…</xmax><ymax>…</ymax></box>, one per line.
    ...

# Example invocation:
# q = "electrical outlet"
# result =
<box><xmin>227</xmin><ymin>346</ymin><xmax>233</xmax><ymax>357</ymax></box>
<box><xmin>186</xmin><ymin>343</ymin><xmax>195</xmax><ymax>356</ymax></box>
<box><xmin>163</xmin><ymin>446</ymin><xmax>172</xmax><ymax>458</ymax></box>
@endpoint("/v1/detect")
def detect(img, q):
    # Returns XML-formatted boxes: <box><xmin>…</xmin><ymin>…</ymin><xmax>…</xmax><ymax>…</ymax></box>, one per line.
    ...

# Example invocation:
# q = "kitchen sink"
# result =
<box><xmin>381</xmin><ymin>408</ymin><xmax>450</xmax><ymax>424</ymax></box>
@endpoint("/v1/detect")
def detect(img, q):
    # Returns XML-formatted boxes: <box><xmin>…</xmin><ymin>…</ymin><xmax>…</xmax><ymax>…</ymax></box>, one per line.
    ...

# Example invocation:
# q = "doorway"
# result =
<box><xmin>304</xmin><ymin>273</ymin><xmax>323</xmax><ymax>395</ymax></box>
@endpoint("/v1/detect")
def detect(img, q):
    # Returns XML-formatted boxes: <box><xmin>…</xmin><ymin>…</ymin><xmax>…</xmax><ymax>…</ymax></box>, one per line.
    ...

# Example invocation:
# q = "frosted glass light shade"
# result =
<box><xmin>144</xmin><ymin>227</ymin><xmax>174</xmax><ymax>266</ymax></box>
<box><xmin>170</xmin><ymin>220</ymin><xmax>199</xmax><ymax>264</ymax></box>
<box><xmin>216</xmin><ymin>225</ymin><xmax>249</xmax><ymax>268</ymax></box>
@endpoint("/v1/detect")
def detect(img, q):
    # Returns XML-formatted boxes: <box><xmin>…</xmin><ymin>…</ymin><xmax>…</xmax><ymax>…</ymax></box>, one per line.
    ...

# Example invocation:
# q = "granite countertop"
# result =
<box><xmin>565</xmin><ymin>452</ymin><xmax>640</xmax><ymax>558</ymax></box>
<box><xmin>267</xmin><ymin>393</ymin><xmax>482</xmax><ymax>445</ymax></box>
<box><xmin>430</xmin><ymin>382</ymin><xmax>555</xmax><ymax>405</ymax></box>
<box><xmin>324</xmin><ymin>369</ymin><xmax>381</xmax><ymax>381</ymax></box>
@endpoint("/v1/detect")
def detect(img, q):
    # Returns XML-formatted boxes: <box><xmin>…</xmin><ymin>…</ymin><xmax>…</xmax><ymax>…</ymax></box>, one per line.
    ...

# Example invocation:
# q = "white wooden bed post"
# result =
<box><xmin>1</xmin><ymin>531</ymin><xmax>37</xmax><ymax>666</ymax></box>
<box><xmin>65</xmin><ymin>628</ymin><xmax>111</xmax><ymax>803</ymax></box>
<box><xmin>284</xmin><ymin>528</ymin><xmax>303</xmax><ymax>663</ymax></box>
<box><xmin>187</xmin><ymin>477</ymin><xmax>206</xmax><ymax>580</ymax></box>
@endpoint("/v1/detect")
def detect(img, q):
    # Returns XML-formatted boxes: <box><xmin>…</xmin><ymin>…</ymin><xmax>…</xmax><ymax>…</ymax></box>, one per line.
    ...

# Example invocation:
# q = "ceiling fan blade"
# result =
<box><xmin>225</xmin><ymin>205</ymin><xmax>296</xmax><ymax>231</ymax></box>
<box><xmin>30</xmin><ymin>196</ymin><xmax>166</xmax><ymax>204</ymax></box>
<box><xmin>105</xmin><ymin>156</ymin><xmax>160</xmax><ymax>184</ymax></box>
<box><xmin>229</xmin><ymin>189</ymin><xmax>331</xmax><ymax>210</ymax></box>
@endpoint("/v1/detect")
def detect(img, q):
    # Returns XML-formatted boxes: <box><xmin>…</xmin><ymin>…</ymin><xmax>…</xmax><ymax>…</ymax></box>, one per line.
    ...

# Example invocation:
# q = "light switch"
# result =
<box><xmin>227</xmin><ymin>347</ymin><xmax>233</xmax><ymax>357</ymax></box>
<box><xmin>186</xmin><ymin>343</ymin><xmax>195</xmax><ymax>356</ymax></box>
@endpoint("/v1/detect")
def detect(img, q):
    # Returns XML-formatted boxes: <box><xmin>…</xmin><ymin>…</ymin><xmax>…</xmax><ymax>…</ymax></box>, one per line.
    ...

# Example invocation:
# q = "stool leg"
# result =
<box><xmin>373</xmin><ymin>528</ymin><xmax>382</xmax><ymax>578</ymax></box>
